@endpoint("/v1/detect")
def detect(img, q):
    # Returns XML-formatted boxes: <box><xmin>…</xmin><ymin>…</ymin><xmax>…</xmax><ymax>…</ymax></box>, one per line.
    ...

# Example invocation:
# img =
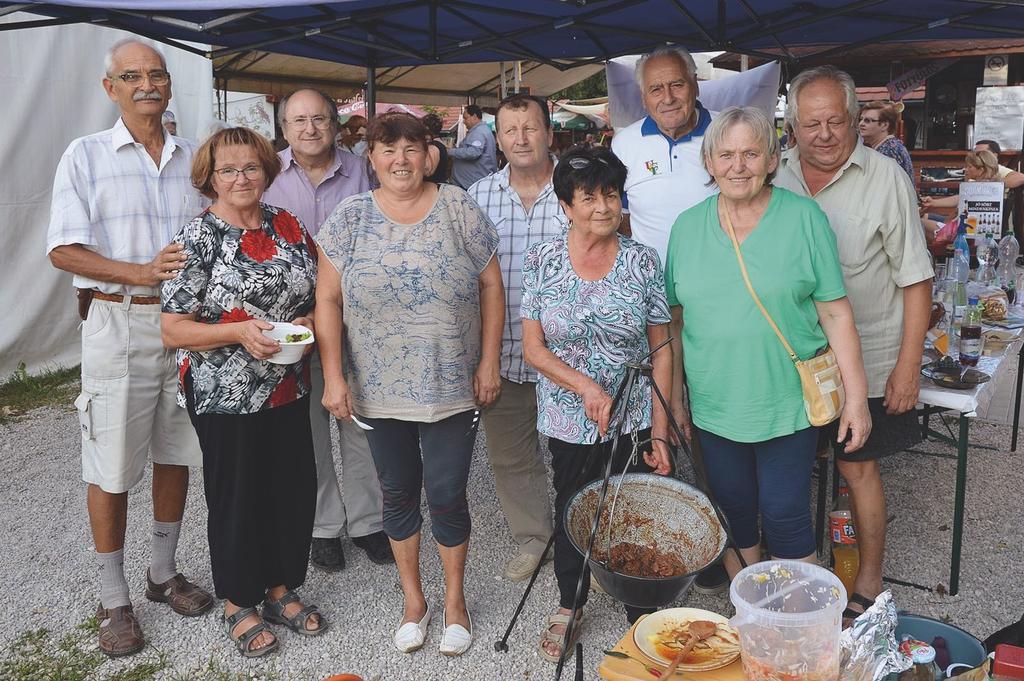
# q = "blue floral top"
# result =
<box><xmin>521</xmin><ymin>234</ymin><xmax>671</xmax><ymax>444</ymax></box>
<box><xmin>316</xmin><ymin>183</ymin><xmax>499</xmax><ymax>422</ymax></box>
<box><xmin>161</xmin><ymin>205</ymin><xmax>317</xmax><ymax>415</ymax></box>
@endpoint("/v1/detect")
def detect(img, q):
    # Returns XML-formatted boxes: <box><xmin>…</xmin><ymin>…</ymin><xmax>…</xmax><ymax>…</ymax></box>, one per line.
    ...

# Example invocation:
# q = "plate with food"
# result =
<box><xmin>633</xmin><ymin>607</ymin><xmax>740</xmax><ymax>671</ymax></box>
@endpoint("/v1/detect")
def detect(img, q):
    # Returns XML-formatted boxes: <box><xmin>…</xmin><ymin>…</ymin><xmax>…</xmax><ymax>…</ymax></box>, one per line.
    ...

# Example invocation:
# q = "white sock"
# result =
<box><xmin>98</xmin><ymin>548</ymin><xmax>130</xmax><ymax>610</ymax></box>
<box><xmin>149</xmin><ymin>520</ymin><xmax>181</xmax><ymax>585</ymax></box>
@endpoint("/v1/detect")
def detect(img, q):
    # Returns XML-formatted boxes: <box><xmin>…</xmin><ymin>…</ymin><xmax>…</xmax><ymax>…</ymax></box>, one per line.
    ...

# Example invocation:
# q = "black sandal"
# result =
<box><xmin>842</xmin><ymin>592</ymin><xmax>874</xmax><ymax>623</ymax></box>
<box><xmin>263</xmin><ymin>590</ymin><xmax>328</xmax><ymax>636</ymax></box>
<box><xmin>223</xmin><ymin>607</ymin><xmax>279</xmax><ymax>658</ymax></box>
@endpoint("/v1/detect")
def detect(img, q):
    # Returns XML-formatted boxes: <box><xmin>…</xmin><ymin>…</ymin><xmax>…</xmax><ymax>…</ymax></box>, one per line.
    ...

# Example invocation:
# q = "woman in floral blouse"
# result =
<box><xmin>161</xmin><ymin>127</ymin><xmax>325</xmax><ymax>658</ymax></box>
<box><xmin>520</xmin><ymin>145</ymin><xmax>672</xmax><ymax>663</ymax></box>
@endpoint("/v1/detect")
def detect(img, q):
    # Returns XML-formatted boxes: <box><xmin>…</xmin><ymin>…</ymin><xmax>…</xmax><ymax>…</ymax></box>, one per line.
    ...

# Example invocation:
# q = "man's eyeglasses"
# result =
<box><xmin>858</xmin><ymin>116</ymin><xmax>881</xmax><ymax>124</ymax></box>
<box><xmin>285</xmin><ymin>115</ymin><xmax>332</xmax><ymax>129</ymax></box>
<box><xmin>214</xmin><ymin>165</ymin><xmax>264</xmax><ymax>181</ymax></box>
<box><xmin>567</xmin><ymin>156</ymin><xmax>609</xmax><ymax>170</ymax></box>
<box><xmin>112</xmin><ymin>70</ymin><xmax>170</xmax><ymax>86</ymax></box>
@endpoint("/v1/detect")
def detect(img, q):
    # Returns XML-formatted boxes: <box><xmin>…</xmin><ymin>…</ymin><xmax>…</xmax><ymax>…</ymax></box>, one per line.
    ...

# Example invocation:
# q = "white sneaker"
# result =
<box><xmin>503</xmin><ymin>551</ymin><xmax>544</xmax><ymax>582</ymax></box>
<box><xmin>439</xmin><ymin>608</ymin><xmax>473</xmax><ymax>656</ymax></box>
<box><xmin>394</xmin><ymin>603</ymin><xmax>432</xmax><ymax>653</ymax></box>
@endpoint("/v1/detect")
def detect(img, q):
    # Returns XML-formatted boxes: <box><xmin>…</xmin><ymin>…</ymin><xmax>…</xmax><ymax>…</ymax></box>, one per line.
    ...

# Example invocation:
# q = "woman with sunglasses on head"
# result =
<box><xmin>315</xmin><ymin>113</ymin><xmax>503</xmax><ymax>657</ymax></box>
<box><xmin>858</xmin><ymin>101</ymin><xmax>914</xmax><ymax>182</ymax></box>
<box><xmin>161</xmin><ymin>127</ymin><xmax>325</xmax><ymax>658</ymax></box>
<box><xmin>520</xmin><ymin>145</ymin><xmax>673</xmax><ymax>663</ymax></box>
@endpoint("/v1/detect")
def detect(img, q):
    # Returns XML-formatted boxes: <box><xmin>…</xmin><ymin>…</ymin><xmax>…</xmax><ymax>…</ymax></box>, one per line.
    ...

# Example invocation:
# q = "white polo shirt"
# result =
<box><xmin>611</xmin><ymin>103</ymin><xmax>716</xmax><ymax>265</ymax></box>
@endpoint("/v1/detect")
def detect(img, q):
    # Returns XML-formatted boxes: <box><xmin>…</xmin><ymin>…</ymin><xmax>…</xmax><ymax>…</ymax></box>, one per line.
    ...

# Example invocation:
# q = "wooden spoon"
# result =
<box><xmin>660</xmin><ymin>620</ymin><xmax>718</xmax><ymax>677</ymax></box>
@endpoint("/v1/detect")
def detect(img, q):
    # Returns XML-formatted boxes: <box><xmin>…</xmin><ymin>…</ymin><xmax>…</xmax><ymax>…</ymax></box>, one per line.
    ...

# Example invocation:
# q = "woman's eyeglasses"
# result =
<box><xmin>214</xmin><ymin>165</ymin><xmax>265</xmax><ymax>181</ymax></box>
<box><xmin>858</xmin><ymin>116</ymin><xmax>881</xmax><ymax>124</ymax></box>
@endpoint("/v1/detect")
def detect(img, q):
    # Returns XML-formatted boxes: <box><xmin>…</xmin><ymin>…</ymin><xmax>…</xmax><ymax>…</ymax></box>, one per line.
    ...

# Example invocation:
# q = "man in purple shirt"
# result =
<box><xmin>263</xmin><ymin>88</ymin><xmax>393</xmax><ymax>570</ymax></box>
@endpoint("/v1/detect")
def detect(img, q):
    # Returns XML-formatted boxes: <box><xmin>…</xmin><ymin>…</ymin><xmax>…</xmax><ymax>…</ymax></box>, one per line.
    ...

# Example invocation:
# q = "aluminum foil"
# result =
<box><xmin>839</xmin><ymin>591</ymin><xmax>913</xmax><ymax>681</ymax></box>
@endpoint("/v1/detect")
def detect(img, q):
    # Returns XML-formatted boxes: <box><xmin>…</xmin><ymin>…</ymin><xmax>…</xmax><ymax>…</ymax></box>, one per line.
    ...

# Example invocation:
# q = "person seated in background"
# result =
<box><xmin>921</xmin><ymin>149</ymin><xmax>1024</xmax><ymax>214</ymax></box>
<box><xmin>858</xmin><ymin>100</ymin><xmax>914</xmax><ymax>182</ymax></box>
<box><xmin>976</xmin><ymin>139</ymin><xmax>1016</xmax><ymax>180</ymax></box>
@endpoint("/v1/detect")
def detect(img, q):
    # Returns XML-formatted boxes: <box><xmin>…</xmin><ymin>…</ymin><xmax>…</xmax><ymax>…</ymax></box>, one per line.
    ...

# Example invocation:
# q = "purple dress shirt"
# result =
<box><xmin>262</xmin><ymin>146</ymin><xmax>370</xmax><ymax>235</ymax></box>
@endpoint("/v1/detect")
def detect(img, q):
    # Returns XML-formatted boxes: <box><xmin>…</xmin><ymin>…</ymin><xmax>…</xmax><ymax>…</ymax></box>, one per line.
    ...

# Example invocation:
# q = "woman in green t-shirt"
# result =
<box><xmin>664</xmin><ymin>107</ymin><xmax>871</xmax><ymax>578</ymax></box>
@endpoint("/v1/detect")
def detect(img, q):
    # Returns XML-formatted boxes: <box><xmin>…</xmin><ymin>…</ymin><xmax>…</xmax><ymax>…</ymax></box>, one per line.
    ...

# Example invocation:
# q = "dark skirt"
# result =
<box><xmin>187</xmin><ymin>382</ymin><xmax>316</xmax><ymax>607</ymax></box>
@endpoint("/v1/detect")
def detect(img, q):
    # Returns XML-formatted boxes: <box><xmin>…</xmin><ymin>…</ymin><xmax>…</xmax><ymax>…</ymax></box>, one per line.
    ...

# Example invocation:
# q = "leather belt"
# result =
<box><xmin>92</xmin><ymin>291</ymin><xmax>162</xmax><ymax>305</ymax></box>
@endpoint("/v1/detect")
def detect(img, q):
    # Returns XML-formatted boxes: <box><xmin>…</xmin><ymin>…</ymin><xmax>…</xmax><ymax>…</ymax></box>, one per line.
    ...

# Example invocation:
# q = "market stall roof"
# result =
<box><xmin>209</xmin><ymin>50</ymin><xmax>604</xmax><ymax>106</ymax></box>
<box><xmin>5</xmin><ymin>0</ymin><xmax>1024</xmax><ymax>71</ymax></box>
<box><xmin>712</xmin><ymin>38</ymin><xmax>1024</xmax><ymax>70</ymax></box>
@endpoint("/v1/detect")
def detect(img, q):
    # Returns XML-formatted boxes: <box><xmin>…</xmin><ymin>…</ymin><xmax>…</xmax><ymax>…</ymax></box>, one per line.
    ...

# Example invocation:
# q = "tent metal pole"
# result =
<box><xmin>366</xmin><ymin>58</ymin><xmax>377</xmax><ymax>119</ymax></box>
<box><xmin>500</xmin><ymin>62</ymin><xmax>507</xmax><ymax>99</ymax></box>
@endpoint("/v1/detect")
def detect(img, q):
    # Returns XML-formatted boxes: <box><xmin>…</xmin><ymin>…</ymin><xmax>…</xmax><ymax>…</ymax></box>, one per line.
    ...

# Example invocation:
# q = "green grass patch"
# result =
<box><xmin>0</xmin><ymin>363</ymin><xmax>80</xmax><ymax>424</ymax></box>
<box><xmin>0</xmin><ymin>617</ymin><xmax>283</xmax><ymax>680</ymax></box>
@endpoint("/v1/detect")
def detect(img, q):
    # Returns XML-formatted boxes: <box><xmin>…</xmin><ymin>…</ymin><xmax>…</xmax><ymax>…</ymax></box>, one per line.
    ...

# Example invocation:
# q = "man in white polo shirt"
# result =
<box><xmin>611</xmin><ymin>45</ymin><xmax>726</xmax><ymax>594</ymax></box>
<box><xmin>47</xmin><ymin>38</ymin><xmax>212</xmax><ymax>657</ymax></box>
<box><xmin>611</xmin><ymin>45</ymin><xmax>716</xmax><ymax>266</ymax></box>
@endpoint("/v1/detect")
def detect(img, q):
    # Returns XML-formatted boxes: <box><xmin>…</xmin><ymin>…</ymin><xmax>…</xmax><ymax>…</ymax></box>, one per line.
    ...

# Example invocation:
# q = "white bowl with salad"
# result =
<box><xmin>262</xmin><ymin>322</ymin><xmax>314</xmax><ymax>365</ymax></box>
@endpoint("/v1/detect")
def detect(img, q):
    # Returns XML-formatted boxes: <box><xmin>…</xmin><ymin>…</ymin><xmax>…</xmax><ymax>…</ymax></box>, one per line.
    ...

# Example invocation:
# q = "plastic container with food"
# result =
<box><xmin>729</xmin><ymin>560</ymin><xmax>846</xmax><ymax>681</ymax></box>
<box><xmin>262</xmin><ymin>322</ymin><xmax>314</xmax><ymax>365</ymax></box>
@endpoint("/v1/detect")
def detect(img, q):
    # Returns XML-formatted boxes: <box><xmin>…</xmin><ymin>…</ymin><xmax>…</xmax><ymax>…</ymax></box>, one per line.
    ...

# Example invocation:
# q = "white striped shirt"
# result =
<box><xmin>468</xmin><ymin>162</ymin><xmax>567</xmax><ymax>383</ymax></box>
<box><xmin>46</xmin><ymin>118</ymin><xmax>206</xmax><ymax>296</ymax></box>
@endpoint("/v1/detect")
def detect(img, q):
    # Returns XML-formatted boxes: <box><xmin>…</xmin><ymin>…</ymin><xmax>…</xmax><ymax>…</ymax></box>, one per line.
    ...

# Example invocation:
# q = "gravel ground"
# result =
<box><xmin>1</xmin><ymin>404</ymin><xmax>1022</xmax><ymax>680</ymax></box>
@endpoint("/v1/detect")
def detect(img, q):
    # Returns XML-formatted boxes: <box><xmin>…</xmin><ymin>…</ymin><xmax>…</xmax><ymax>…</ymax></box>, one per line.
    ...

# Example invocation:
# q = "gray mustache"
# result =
<box><xmin>133</xmin><ymin>91</ymin><xmax>163</xmax><ymax>102</ymax></box>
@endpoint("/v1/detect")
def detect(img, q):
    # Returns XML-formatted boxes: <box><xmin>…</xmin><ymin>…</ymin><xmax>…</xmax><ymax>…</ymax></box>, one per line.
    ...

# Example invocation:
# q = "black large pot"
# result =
<box><xmin>565</xmin><ymin>473</ymin><xmax>726</xmax><ymax>608</ymax></box>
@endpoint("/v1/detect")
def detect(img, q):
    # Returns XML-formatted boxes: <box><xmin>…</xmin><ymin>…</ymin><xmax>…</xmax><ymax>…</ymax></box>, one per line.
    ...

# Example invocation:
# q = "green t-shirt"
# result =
<box><xmin>664</xmin><ymin>187</ymin><xmax>847</xmax><ymax>442</ymax></box>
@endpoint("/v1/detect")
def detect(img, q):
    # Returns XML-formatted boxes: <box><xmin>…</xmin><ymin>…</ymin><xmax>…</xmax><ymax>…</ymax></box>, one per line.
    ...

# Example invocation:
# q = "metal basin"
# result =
<box><xmin>565</xmin><ymin>473</ymin><xmax>726</xmax><ymax>608</ymax></box>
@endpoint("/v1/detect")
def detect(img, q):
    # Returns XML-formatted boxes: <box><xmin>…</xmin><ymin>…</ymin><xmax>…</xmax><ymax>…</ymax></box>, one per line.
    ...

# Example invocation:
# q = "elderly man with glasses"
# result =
<box><xmin>47</xmin><ymin>37</ymin><xmax>214</xmax><ymax>658</ymax></box>
<box><xmin>263</xmin><ymin>89</ymin><xmax>393</xmax><ymax>572</ymax></box>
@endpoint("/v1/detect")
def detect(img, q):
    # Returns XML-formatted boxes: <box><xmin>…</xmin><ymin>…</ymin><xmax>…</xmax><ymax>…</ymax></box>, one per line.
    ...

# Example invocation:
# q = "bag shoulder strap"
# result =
<box><xmin>719</xmin><ymin>197</ymin><xmax>799</xmax><ymax>362</ymax></box>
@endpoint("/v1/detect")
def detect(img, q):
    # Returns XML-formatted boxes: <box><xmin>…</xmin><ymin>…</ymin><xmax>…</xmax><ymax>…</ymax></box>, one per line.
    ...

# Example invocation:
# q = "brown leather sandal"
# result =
<box><xmin>145</xmin><ymin>570</ymin><xmax>214</xmax><ymax>617</ymax></box>
<box><xmin>96</xmin><ymin>603</ymin><xmax>145</xmax><ymax>657</ymax></box>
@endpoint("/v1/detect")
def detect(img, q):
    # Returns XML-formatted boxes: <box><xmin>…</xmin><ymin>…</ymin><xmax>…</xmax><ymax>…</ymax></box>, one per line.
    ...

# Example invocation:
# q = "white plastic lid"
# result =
<box><xmin>912</xmin><ymin>645</ymin><xmax>936</xmax><ymax>664</ymax></box>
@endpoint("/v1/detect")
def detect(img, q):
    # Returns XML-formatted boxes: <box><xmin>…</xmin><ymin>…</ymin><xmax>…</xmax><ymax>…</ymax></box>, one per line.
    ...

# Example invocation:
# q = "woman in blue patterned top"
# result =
<box><xmin>858</xmin><ymin>101</ymin><xmax>915</xmax><ymax>181</ymax></box>
<box><xmin>162</xmin><ymin>128</ymin><xmax>326</xmax><ymax>657</ymax></box>
<box><xmin>521</xmin><ymin>145</ymin><xmax>673</xmax><ymax>663</ymax></box>
<box><xmin>315</xmin><ymin>113</ymin><xmax>503</xmax><ymax>657</ymax></box>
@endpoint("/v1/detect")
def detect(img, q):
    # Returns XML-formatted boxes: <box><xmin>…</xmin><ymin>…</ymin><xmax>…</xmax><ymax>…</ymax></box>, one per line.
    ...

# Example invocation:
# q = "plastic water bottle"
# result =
<box><xmin>959</xmin><ymin>297</ymin><xmax>982</xmax><ymax>367</ymax></box>
<box><xmin>953</xmin><ymin>213</ymin><xmax>970</xmax><ymax>262</ymax></box>
<box><xmin>976</xmin><ymin>233</ymin><xmax>997</xmax><ymax>284</ymax></box>
<box><xmin>998</xmin><ymin>233</ymin><xmax>1020</xmax><ymax>305</ymax></box>
<box><xmin>829</xmin><ymin>485</ymin><xmax>859</xmax><ymax>598</ymax></box>
<box><xmin>947</xmin><ymin>245</ymin><xmax>971</xmax><ymax>358</ymax></box>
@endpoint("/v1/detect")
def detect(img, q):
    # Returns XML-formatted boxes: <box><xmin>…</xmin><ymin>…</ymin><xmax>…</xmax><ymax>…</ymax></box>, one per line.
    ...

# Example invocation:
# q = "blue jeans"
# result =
<box><xmin>696</xmin><ymin>426</ymin><xmax>818</xmax><ymax>559</ymax></box>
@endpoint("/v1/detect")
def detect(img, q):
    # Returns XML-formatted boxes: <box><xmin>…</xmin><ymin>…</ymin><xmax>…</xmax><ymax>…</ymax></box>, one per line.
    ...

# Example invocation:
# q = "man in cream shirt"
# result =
<box><xmin>775</xmin><ymin>65</ymin><xmax>933</xmax><ymax>621</ymax></box>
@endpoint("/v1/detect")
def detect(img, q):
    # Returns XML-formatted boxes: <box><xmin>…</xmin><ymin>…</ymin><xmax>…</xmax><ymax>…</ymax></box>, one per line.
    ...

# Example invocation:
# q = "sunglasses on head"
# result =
<box><xmin>567</xmin><ymin>156</ymin><xmax>609</xmax><ymax>170</ymax></box>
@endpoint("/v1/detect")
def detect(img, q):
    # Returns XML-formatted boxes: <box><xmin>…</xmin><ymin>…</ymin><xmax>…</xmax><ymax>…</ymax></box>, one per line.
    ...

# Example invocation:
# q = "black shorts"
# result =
<box><xmin>817</xmin><ymin>397</ymin><xmax>922</xmax><ymax>462</ymax></box>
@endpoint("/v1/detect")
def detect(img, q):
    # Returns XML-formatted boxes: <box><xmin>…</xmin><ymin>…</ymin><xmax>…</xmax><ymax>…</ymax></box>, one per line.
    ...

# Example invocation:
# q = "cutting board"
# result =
<box><xmin>598</xmin><ymin>614</ymin><xmax>746</xmax><ymax>681</ymax></box>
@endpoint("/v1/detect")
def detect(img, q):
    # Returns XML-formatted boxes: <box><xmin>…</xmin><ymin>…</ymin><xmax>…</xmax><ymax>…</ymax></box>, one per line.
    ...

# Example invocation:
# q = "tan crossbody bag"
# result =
<box><xmin>721</xmin><ymin>201</ymin><xmax>845</xmax><ymax>427</ymax></box>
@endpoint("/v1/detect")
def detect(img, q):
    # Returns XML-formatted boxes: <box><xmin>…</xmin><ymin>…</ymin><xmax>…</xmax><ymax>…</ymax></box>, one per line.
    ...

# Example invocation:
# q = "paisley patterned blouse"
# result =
<box><xmin>521</xmin><ymin>234</ymin><xmax>671</xmax><ymax>444</ymax></box>
<box><xmin>161</xmin><ymin>204</ymin><xmax>317</xmax><ymax>415</ymax></box>
<box><xmin>316</xmin><ymin>183</ymin><xmax>499</xmax><ymax>422</ymax></box>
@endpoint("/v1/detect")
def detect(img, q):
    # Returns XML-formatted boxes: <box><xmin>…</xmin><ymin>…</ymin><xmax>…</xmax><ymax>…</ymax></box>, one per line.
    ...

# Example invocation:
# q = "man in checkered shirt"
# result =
<box><xmin>467</xmin><ymin>94</ymin><xmax>564</xmax><ymax>582</ymax></box>
<box><xmin>46</xmin><ymin>38</ymin><xmax>212</xmax><ymax>657</ymax></box>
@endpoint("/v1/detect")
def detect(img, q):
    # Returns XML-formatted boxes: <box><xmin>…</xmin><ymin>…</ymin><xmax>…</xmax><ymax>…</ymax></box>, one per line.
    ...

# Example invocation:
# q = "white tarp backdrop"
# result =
<box><xmin>607</xmin><ymin>57</ymin><xmax>782</xmax><ymax>130</ymax></box>
<box><xmin>0</xmin><ymin>15</ymin><xmax>214</xmax><ymax>379</ymax></box>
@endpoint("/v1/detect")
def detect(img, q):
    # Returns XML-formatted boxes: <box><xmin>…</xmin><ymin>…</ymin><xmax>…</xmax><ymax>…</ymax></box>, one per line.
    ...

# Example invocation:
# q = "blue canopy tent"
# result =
<box><xmin>3</xmin><ymin>0</ymin><xmax>1024</xmax><ymax>111</ymax></box>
